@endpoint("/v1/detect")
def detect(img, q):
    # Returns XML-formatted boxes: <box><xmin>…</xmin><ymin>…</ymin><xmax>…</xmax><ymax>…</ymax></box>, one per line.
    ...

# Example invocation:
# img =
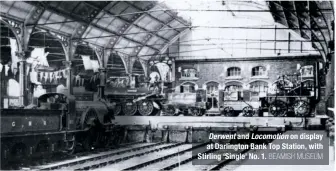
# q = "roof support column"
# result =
<box><xmin>288</xmin><ymin>32</ymin><xmax>291</xmax><ymax>53</ymax></box>
<box><xmin>96</xmin><ymin>48</ymin><xmax>107</xmax><ymax>99</ymax></box>
<box><xmin>128</xmin><ymin>57</ymin><xmax>137</xmax><ymax>75</ymax></box>
<box><xmin>62</xmin><ymin>60</ymin><xmax>72</xmax><ymax>96</ymax></box>
<box><xmin>139</xmin><ymin>59</ymin><xmax>148</xmax><ymax>77</ymax></box>
<box><xmin>62</xmin><ymin>39</ymin><xmax>77</xmax><ymax>96</ymax></box>
<box><xmin>17</xmin><ymin>23</ymin><xmax>32</xmax><ymax>106</ymax></box>
<box><xmin>16</xmin><ymin>50</ymin><xmax>28</xmax><ymax>106</ymax></box>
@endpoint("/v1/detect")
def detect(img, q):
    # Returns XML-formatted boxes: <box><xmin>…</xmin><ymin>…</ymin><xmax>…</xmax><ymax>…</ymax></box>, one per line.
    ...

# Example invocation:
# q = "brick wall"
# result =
<box><xmin>174</xmin><ymin>57</ymin><xmax>319</xmax><ymax>89</ymax></box>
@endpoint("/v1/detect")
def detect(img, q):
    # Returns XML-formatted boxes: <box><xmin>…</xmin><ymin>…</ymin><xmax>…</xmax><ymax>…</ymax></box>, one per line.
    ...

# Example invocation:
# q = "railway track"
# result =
<box><xmin>32</xmin><ymin>143</ymin><xmax>251</xmax><ymax>171</ymax></box>
<box><xmin>36</xmin><ymin>142</ymin><xmax>165</xmax><ymax>170</ymax></box>
<box><xmin>11</xmin><ymin>142</ymin><xmax>142</xmax><ymax>170</ymax></box>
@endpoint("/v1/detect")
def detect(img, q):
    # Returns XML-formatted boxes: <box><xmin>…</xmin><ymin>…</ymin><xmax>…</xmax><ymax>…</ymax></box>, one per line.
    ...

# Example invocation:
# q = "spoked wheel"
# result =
<box><xmin>269</xmin><ymin>100</ymin><xmax>288</xmax><ymax>117</ymax></box>
<box><xmin>137</xmin><ymin>100</ymin><xmax>154</xmax><ymax>116</ymax></box>
<box><xmin>190</xmin><ymin>108</ymin><xmax>203</xmax><ymax>116</ymax></box>
<box><xmin>293</xmin><ymin>100</ymin><xmax>310</xmax><ymax>117</ymax></box>
<box><xmin>222</xmin><ymin>107</ymin><xmax>235</xmax><ymax>116</ymax></box>
<box><xmin>164</xmin><ymin>105</ymin><xmax>176</xmax><ymax>116</ymax></box>
<box><xmin>242</xmin><ymin>106</ymin><xmax>254</xmax><ymax>117</ymax></box>
<box><xmin>112</xmin><ymin>102</ymin><xmax>122</xmax><ymax>116</ymax></box>
<box><xmin>65</xmin><ymin>135</ymin><xmax>75</xmax><ymax>155</ymax></box>
<box><xmin>82</xmin><ymin>109</ymin><xmax>101</xmax><ymax>151</ymax></box>
<box><xmin>122</xmin><ymin>101</ymin><xmax>138</xmax><ymax>116</ymax></box>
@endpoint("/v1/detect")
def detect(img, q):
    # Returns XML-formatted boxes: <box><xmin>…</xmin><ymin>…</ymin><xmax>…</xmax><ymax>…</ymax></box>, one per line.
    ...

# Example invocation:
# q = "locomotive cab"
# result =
<box><xmin>37</xmin><ymin>93</ymin><xmax>76</xmax><ymax>130</ymax></box>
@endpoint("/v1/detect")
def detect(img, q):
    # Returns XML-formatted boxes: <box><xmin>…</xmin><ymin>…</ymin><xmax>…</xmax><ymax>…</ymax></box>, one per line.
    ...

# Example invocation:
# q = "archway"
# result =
<box><xmin>1</xmin><ymin>22</ymin><xmax>21</xmax><ymax>108</ymax></box>
<box><xmin>73</xmin><ymin>43</ymin><xmax>101</xmax><ymax>93</ymax></box>
<box><xmin>107</xmin><ymin>53</ymin><xmax>127</xmax><ymax>77</ymax></box>
<box><xmin>224</xmin><ymin>81</ymin><xmax>243</xmax><ymax>101</ymax></box>
<box><xmin>105</xmin><ymin>53</ymin><xmax>129</xmax><ymax>90</ymax></box>
<box><xmin>205</xmin><ymin>81</ymin><xmax>220</xmax><ymax>110</ymax></box>
<box><xmin>27</xmin><ymin>31</ymin><xmax>67</xmax><ymax>99</ymax></box>
<box><xmin>178</xmin><ymin>81</ymin><xmax>198</xmax><ymax>93</ymax></box>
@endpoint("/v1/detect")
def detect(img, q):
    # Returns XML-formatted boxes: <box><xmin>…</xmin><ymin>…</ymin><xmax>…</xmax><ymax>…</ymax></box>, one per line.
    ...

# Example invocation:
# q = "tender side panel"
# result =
<box><xmin>1</xmin><ymin>109</ymin><xmax>62</xmax><ymax>134</ymax></box>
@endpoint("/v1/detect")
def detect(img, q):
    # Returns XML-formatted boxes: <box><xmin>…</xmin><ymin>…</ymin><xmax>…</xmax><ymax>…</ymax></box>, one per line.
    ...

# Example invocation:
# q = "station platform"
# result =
<box><xmin>115</xmin><ymin>116</ymin><xmax>328</xmax><ymax>130</ymax></box>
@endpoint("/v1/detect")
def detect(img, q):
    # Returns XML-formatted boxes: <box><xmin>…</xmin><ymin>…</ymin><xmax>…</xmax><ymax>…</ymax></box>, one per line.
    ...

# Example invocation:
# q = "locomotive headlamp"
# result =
<box><xmin>149</xmin><ymin>61</ymin><xmax>154</xmax><ymax>66</ymax></box>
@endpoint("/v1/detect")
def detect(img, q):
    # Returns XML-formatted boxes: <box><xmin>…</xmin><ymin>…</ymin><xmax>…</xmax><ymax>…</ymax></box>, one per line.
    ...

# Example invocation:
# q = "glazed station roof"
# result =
<box><xmin>1</xmin><ymin>1</ymin><xmax>334</xmax><ymax>64</ymax></box>
<box><xmin>268</xmin><ymin>1</ymin><xmax>334</xmax><ymax>60</ymax></box>
<box><xmin>163</xmin><ymin>0</ymin><xmax>334</xmax><ymax>61</ymax></box>
<box><xmin>0</xmin><ymin>1</ymin><xmax>191</xmax><ymax>61</ymax></box>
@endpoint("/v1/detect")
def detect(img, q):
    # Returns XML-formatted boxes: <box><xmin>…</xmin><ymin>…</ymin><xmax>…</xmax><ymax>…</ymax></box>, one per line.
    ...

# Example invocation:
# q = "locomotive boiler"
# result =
<box><xmin>162</xmin><ymin>90</ymin><xmax>206</xmax><ymax>116</ymax></box>
<box><xmin>105</xmin><ymin>75</ymin><xmax>165</xmax><ymax>116</ymax></box>
<box><xmin>1</xmin><ymin>92</ymin><xmax>116</xmax><ymax>167</ymax></box>
<box><xmin>105</xmin><ymin>87</ymin><xmax>164</xmax><ymax>116</ymax></box>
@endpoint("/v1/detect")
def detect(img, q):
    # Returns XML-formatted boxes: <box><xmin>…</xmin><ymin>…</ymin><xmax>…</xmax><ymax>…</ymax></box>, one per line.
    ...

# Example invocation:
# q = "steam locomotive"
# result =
<box><xmin>161</xmin><ymin>70</ymin><xmax>318</xmax><ymax>117</ymax></box>
<box><xmin>1</xmin><ymin>92</ymin><xmax>117</xmax><ymax>167</ymax></box>
<box><xmin>104</xmin><ymin>75</ymin><xmax>166</xmax><ymax>116</ymax></box>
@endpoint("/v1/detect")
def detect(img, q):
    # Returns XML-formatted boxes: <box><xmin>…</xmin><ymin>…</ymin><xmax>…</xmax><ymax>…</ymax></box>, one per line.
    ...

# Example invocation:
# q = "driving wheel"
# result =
<box><xmin>242</xmin><ymin>106</ymin><xmax>254</xmax><ymax>117</ymax></box>
<box><xmin>222</xmin><ymin>107</ymin><xmax>235</xmax><ymax>116</ymax></box>
<box><xmin>82</xmin><ymin>109</ymin><xmax>101</xmax><ymax>151</ymax></box>
<box><xmin>137</xmin><ymin>100</ymin><xmax>154</xmax><ymax>116</ymax></box>
<box><xmin>293</xmin><ymin>100</ymin><xmax>310</xmax><ymax>117</ymax></box>
<box><xmin>164</xmin><ymin>105</ymin><xmax>176</xmax><ymax>116</ymax></box>
<box><xmin>269</xmin><ymin>100</ymin><xmax>288</xmax><ymax>117</ymax></box>
<box><xmin>122</xmin><ymin>100</ymin><xmax>137</xmax><ymax>116</ymax></box>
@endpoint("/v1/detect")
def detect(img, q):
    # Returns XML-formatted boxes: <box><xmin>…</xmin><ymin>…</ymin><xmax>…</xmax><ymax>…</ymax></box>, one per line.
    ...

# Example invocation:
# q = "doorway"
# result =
<box><xmin>206</xmin><ymin>82</ymin><xmax>219</xmax><ymax>110</ymax></box>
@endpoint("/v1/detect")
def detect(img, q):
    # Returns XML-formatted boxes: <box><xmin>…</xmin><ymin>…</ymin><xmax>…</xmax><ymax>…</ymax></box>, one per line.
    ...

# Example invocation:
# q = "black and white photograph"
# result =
<box><xmin>0</xmin><ymin>0</ymin><xmax>335</xmax><ymax>170</ymax></box>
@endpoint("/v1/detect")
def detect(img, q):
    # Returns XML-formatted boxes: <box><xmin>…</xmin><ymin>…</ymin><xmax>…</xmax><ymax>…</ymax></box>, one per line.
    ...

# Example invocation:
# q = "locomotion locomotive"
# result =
<box><xmin>1</xmin><ymin>92</ymin><xmax>117</xmax><ymax>167</ymax></box>
<box><xmin>105</xmin><ymin>75</ymin><xmax>165</xmax><ymax>116</ymax></box>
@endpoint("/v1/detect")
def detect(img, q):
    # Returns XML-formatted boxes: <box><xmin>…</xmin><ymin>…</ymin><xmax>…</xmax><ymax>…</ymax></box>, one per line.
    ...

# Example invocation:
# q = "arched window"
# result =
<box><xmin>227</xmin><ymin>67</ymin><xmax>241</xmax><ymax>77</ymax></box>
<box><xmin>180</xmin><ymin>82</ymin><xmax>196</xmax><ymax>93</ymax></box>
<box><xmin>249</xmin><ymin>81</ymin><xmax>268</xmax><ymax>101</ymax></box>
<box><xmin>252</xmin><ymin>66</ymin><xmax>266</xmax><ymax>77</ymax></box>
<box><xmin>206</xmin><ymin>82</ymin><xmax>219</xmax><ymax>95</ymax></box>
<box><xmin>224</xmin><ymin>83</ymin><xmax>243</xmax><ymax>101</ymax></box>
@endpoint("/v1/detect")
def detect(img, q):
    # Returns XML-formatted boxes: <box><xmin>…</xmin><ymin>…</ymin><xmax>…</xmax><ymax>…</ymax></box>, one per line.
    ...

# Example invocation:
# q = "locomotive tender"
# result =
<box><xmin>1</xmin><ymin>92</ymin><xmax>116</xmax><ymax>167</ymax></box>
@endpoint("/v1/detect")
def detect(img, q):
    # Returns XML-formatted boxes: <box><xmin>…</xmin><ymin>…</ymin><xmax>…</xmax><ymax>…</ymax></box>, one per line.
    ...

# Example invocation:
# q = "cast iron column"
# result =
<box><xmin>17</xmin><ymin>51</ymin><xmax>29</xmax><ymax>106</ymax></box>
<box><xmin>63</xmin><ymin>61</ymin><xmax>72</xmax><ymax>95</ymax></box>
<box><xmin>98</xmin><ymin>68</ymin><xmax>107</xmax><ymax>99</ymax></box>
